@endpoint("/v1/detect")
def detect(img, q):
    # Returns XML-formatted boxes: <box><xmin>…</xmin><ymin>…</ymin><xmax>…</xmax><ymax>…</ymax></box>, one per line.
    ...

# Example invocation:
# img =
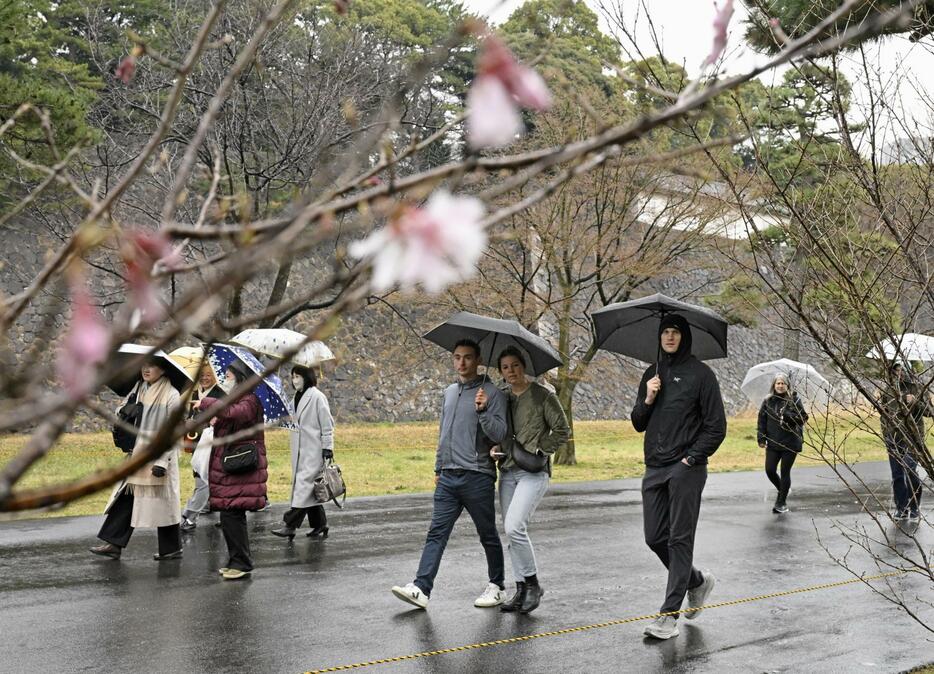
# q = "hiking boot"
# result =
<box><xmin>643</xmin><ymin>616</ymin><xmax>679</xmax><ymax>640</ymax></box>
<box><xmin>474</xmin><ymin>582</ymin><xmax>507</xmax><ymax>608</ymax></box>
<box><xmin>89</xmin><ymin>543</ymin><xmax>121</xmax><ymax>560</ymax></box>
<box><xmin>222</xmin><ymin>568</ymin><xmax>251</xmax><ymax>580</ymax></box>
<box><xmin>500</xmin><ymin>582</ymin><xmax>527</xmax><ymax>613</ymax></box>
<box><xmin>519</xmin><ymin>583</ymin><xmax>544</xmax><ymax>614</ymax></box>
<box><xmin>180</xmin><ymin>518</ymin><xmax>197</xmax><ymax>532</ymax></box>
<box><xmin>908</xmin><ymin>509</ymin><xmax>921</xmax><ymax>521</ymax></box>
<box><xmin>684</xmin><ymin>571</ymin><xmax>716</xmax><ymax>620</ymax></box>
<box><xmin>391</xmin><ymin>583</ymin><xmax>428</xmax><ymax>609</ymax></box>
<box><xmin>772</xmin><ymin>503</ymin><xmax>789</xmax><ymax>514</ymax></box>
<box><xmin>893</xmin><ymin>509</ymin><xmax>909</xmax><ymax>521</ymax></box>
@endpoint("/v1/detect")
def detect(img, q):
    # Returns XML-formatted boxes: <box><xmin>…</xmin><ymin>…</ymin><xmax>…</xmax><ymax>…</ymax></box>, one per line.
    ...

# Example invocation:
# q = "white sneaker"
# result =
<box><xmin>391</xmin><ymin>582</ymin><xmax>428</xmax><ymax>609</ymax></box>
<box><xmin>684</xmin><ymin>570</ymin><xmax>716</xmax><ymax>620</ymax></box>
<box><xmin>643</xmin><ymin>615</ymin><xmax>679</xmax><ymax>639</ymax></box>
<box><xmin>474</xmin><ymin>582</ymin><xmax>507</xmax><ymax>608</ymax></box>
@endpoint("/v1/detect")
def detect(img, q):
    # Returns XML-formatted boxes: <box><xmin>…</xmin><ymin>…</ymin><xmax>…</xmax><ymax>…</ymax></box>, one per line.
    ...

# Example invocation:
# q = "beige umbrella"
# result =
<box><xmin>168</xmin><ymin>346</ymin><xmax>206</xmax><ymax>380</ymax></box>
<box><xmin>230</xmin><ymin>329</ymin><xmax>335</xmax><ymax>367</ymax></box>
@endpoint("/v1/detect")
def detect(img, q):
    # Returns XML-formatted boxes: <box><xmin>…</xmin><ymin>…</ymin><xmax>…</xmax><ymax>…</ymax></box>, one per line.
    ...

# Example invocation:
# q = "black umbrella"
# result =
<box><xmin>591</xmin><ymin>293</ymin><xmax>728</xmax><ymax>363</ymax></box>
<box><xmin>105</xmin><ymin>344</ymin><xmax>195</xmax><ymax>396</ymax></box>
<box><xmin>422</xmin><ymin>311</ymin><xmax>562</xmax><ymax>376</ymax></box>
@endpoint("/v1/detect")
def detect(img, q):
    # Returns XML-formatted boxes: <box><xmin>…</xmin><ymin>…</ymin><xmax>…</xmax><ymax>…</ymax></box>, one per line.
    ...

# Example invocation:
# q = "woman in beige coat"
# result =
<box><xmin>272</xmin><ymin>365</ymin><xmax>334</xmax><ymax>541</ymax></box>
<box><xmin>90</xmin><ymin>362</ymin><xmax>184</xmax><ymax>561</ymax></box>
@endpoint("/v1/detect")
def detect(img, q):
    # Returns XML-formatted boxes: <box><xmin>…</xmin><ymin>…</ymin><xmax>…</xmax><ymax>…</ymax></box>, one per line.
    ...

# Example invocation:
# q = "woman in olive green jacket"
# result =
<box><xmin>493</xmin><ymin>346</ymin><xmax>570</xmax><ymax>615</ymax></box>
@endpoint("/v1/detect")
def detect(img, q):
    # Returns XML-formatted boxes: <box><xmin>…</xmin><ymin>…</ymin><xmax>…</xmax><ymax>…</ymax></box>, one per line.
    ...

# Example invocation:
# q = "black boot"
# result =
<box><xmin>271</xmin><ymin>526</ymin><xmax>296</xmax><ymax>540</ymax></box>
<box><xmin>499</xmin><ymin>582</ymin><xmax>527</xmax><ymax>613</ymax></box>
<box><xmin>519</xmin><ymin>580</ymin><xmax>544</xmax><ymax>614</ymax></box>
<box><xmin>772</xmin><ymin>490</ymin><xmax>788</xmax><ymax>514</ymax></box>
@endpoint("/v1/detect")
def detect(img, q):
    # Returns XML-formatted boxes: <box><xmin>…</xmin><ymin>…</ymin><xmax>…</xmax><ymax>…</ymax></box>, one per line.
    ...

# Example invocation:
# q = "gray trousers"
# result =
<box><xmin>181</xmin><ymin>472</ymin><xmax>210</xmax><ymax>521</ymax></box>
<box><xmin>499</xmin><ymin>467</ymin><xmax>550</xmax><ymax>581</ymax></box>
<box><xmin>642</xmin><ymin>461</ymin><xmax>707</xmax><ymax>614</ymax></box>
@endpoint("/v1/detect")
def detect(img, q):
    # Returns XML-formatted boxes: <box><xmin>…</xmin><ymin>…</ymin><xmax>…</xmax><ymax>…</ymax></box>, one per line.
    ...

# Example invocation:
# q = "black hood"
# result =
<box><xmin>658</xmin><ymin>313</ymin><xmax>693</xmax><ymax>369</ymax></box>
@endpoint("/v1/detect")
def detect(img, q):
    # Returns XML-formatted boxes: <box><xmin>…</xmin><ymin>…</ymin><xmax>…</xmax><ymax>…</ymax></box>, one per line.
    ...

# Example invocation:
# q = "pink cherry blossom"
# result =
<box><xmin>702</xmin><ymin>0</ymin><xmax>735</xmax><ymax>68</ymax></box>
<box><xmin>115</xmin><ymin>55</ymin><xmax>136</xmax><ymax>84</ymax></box>
<box><xmin>467</xmin><ymin>34</ymin><xmax>552</xmax><ymax>150</ymax></box>
<box><xmin>121</xmin><ymin>230</ymin><xmax>179</xmax><ymax>326</ymax></box>
<box><xmin>57</xmin><ymin>277</ymin><xmax>111</xmax><ymax>398</ymax></box>
<box><xmin>349</xmin><ymin>191</ymin><xmax>487</xmax><ymax>294</ymax></box>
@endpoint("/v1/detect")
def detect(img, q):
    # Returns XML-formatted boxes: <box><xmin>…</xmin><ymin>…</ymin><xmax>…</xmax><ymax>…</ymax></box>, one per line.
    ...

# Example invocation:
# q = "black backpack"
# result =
<box><xmin>113</xmin><ymin>386</ymin><xmax>143</xmax><ymax>453</ymax></box>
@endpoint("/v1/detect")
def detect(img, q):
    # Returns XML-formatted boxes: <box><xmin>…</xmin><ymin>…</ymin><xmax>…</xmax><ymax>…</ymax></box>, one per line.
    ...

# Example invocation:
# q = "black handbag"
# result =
<box><xmin>507</xmin><ymin>399</ymin><xmax>548</xmax><ymax>473</ymax></box>
<box><xmin>112</xmin><ymin>388</ymin><xmax>143</xmax><ymax>453</ymax></box>
<box><xmin>221</xmin><ymin>440</ymin><xmax>259</xmax><ymax>474</ymax></box>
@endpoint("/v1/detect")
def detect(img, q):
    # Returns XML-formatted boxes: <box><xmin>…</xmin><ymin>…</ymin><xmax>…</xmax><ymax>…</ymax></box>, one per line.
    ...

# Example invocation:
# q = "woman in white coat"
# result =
<box><xmin>90</xmin><ymin>361</ymin><xmax>184</xmax><ymax>561</ymax></box>
<box><xmin>272</xmin><ymin>365</ymin><xmax>334</xmax><ymax>541</ymax></box>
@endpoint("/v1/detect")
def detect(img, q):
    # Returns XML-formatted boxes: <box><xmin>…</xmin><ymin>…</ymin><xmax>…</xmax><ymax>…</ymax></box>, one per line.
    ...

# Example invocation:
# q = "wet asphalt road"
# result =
<box><xmin>1</xmin><ymin>461</ymin><xmax>932</xmax><ymax>674</ymax></box>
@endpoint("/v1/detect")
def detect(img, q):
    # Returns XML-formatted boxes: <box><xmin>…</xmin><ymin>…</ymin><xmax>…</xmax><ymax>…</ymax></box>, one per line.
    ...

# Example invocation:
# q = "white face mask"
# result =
<box><xmin>222</xmin><ymin>374</ymin><xmax>237</xmax><ymax>391</ymax></box>
<box><xmin>292</xmin><ymin>376</ymin><xmax>304</xmax><ymax>390</ymax></box>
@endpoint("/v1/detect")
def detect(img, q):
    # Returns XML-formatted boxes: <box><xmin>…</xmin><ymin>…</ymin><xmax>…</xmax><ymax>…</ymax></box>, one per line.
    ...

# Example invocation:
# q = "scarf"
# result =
<box><xmin>126</xmin><ymin>376</ymin><xmax>180</xmax><ymax>487</ymax></box>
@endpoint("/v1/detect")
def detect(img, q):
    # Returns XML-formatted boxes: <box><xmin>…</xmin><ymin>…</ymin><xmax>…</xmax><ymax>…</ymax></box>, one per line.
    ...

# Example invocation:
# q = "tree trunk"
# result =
<box><xmin>261</xmin><ymin>258</ymin><xmax>293</xmax><ymax>328</ymax></box>
<box><xmin>781</xmin><ymin>243</ymin><xmax>807</xmax><ymax>361</ymax></box>
<box><xmin>553</xmin><ymin>374</ymin><xmax>577</xmax><ymax>465</ymax></box>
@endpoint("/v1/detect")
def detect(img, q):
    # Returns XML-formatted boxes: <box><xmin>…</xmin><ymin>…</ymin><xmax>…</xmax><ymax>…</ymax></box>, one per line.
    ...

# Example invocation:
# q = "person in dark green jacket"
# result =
<box><xmin>493</xmin><ymin>346</ymin><xmax>569</xmax><ymax>615</ymax></box>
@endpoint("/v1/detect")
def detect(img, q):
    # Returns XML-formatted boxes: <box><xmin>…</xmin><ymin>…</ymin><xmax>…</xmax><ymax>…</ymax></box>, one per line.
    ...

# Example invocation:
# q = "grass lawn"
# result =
<box><xmin>0</xmin><ymin>416</ymin><xmax>891</xmax><ymax>520</ymax></box>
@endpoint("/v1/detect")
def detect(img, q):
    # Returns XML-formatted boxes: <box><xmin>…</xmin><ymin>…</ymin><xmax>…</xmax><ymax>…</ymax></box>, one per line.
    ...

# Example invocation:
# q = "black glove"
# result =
<box><xmin>323</xmin><ymin>449</ymin><xmax>334</xmax><ymax>461</ymax></box>
<box><xmin>151</xmin><ymin>465</ymin><xmax>167</xmax><ymax>478</ymax></box>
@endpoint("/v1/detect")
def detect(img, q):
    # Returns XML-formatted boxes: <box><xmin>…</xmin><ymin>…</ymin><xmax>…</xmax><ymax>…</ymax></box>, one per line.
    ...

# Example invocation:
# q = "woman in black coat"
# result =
<box><xmin>757</xmin><ymin>374</ymin><xmax>808</xmax><ymax>514</ymax></box>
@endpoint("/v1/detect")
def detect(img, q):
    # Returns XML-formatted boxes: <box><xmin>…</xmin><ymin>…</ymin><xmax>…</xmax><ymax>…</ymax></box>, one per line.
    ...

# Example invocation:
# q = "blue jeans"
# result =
<box><xmin>499</xmin><ymin>468</ymin><xmax>550</xmax><ymax>581</ymax></box>
<box><xmin>886</xmin><ymin>441</ymin><xmax>923</xmax><ymax>513</ymax></box>
<box><xmin>414</xmin><ymin>470</ymin><xmax>504</xmax><ymax>596</ymax></box>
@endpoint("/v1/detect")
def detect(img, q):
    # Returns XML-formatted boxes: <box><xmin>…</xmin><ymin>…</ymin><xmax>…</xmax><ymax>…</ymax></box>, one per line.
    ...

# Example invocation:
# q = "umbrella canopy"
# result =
<box><xmin>206</xmin><ymin>344</ymin><xmax>294</xmax><ymax>424</ymax></box>
<box><xmin>230</xmin><ymin>329</ymin><xmax>335</xmax><ymax>368</ymax></box>
<box><xmin>866</xmin><ymin>333</ymin><xmax>934</xmax><ymax>363</ymax></box>
<box><xmin>168</xmin><ymin>346</ymin><xmax>206</xmax><ymax>381</ymax></box>
<box><xmin>741</xmin><ymin>358</ymin><xmax>831</xmax><ymax>408</ymax></box>
<box><xmin>591</xmin><ymin>293</ymin><xmax>728</xmax><ymax>363</ymax></box>
<box><xmin>422</xmin><ymin>311</ymin><xmax>562</xmax><ymax>377</ymax></box>
<box><xmin>107</xmin><ymin>344</ymin><xmax>195</xmax><ymax>396</ymax></box>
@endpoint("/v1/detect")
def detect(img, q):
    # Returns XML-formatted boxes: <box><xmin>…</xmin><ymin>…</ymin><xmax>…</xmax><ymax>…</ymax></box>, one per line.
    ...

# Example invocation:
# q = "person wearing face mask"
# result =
<box><xmin>271</xmin><ymin>365</ymin><xmax>334</xmax><ymax>540</ymax></box>
<box><xmin>90</xmin><ymin>361</ymin><xmax>184</xmax><ymax>561</ymax></box>
<box><xmin>199</xmin><ymin>361</ymin><xmax>268</xmax><ymax>580</ymax></box>
<box><xmin>757</xmin><ymin>373</ymin><xmax>808</xmax><ymax>514</ymax></box>
<box><xmin>180</xmin><ymin>365</ymin><xmax>226</xmax><ymax>532</ymax></box>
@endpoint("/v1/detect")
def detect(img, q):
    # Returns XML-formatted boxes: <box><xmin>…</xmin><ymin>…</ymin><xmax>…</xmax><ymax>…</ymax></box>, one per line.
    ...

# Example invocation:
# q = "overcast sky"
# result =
<box><xmin>465</xmin><ymin>0</ymin><xmax>934</xmax><ymax>147</ymax></box>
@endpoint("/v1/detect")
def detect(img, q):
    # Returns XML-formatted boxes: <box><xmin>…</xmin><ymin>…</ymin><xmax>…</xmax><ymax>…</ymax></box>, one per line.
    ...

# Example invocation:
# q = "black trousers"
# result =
<box><xmin>642</xmin><ymin>461</ymin><xmax>707</xmax><ymax>614</ymax></box>
<box><xmin>98</xmin><ymin>491</ymin><xmax>181</xmax><ymax>555</ymax></box>
<box><xmin>220</xmin><ymin>510</ymin><xmax>253</xmax><ymax>571</ymax></box>
<box><xmin>765</xmin><ymin>449</ymin><xmax>797</xmax><ymax>496</ymax></box>
<box><xmin>283</xmin><ymin>505</ymin><xmax>327</xmax><ymax>530</ymax></box>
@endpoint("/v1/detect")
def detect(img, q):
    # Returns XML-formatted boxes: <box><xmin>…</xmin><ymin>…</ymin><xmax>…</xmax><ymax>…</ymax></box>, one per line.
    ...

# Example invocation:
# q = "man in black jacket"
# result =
<box><xmin>630</xmin><ymin>313</ymin><xmax>727</xmax><ymax>640</ymax></box>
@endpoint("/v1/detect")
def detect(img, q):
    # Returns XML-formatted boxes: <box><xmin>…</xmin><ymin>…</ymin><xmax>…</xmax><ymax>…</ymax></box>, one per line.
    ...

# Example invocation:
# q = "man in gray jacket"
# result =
<box><xmin>392</xmin><ymin>339</ymin><xmax>508</xmax><ymax>609</ymax></box>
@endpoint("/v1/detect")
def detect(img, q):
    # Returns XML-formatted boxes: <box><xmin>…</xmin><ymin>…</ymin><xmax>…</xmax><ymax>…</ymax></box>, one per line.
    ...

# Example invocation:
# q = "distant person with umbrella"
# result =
<box><xmin>625</xmin><ymin>311</ymin><xmax>725</xmax><ymax>640</ymax></box>
<box><xmin>90</xmin><ymin>360</ymin><xmax>186</xmax><ymax>561</ymax></box>
<box><xmin>757</xmin><ymin>374</ymin><xmax>808</xmax><ymax>514</ymax></box>
<box><xmin>391</xmin><ymin>338</ymin><xmax>508</xmax><ymax>610</ymax></box>
<box><xmin>272</xmin><ymin>365</ymin><xmax>334</xmax><ymax>541</ymax></box>
<box><xmin>880</xmin><ymin>362</ymin><xmax>929</xmax><ymax>522</ymax></box>
<box><xmin>199</xmin><ymin>359</ymin><xmax>269</xmax><ymax>580</ymax></box>
<box><xmin>180</xmin><ymin>363</ymin><xmax>225</xmax><ymax>532</ymax></box>
<box><xmin>493</xmin><ymin>345</ymin><xmax>569</xmax><ymax>615</ymax></box>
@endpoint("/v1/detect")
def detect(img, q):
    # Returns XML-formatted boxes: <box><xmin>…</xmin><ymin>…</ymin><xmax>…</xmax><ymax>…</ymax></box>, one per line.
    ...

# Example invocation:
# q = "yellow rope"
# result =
<box><xmin>305</xmin><ymin>568</ymin><xmax>913</xmax><ymax>673</ymax></box>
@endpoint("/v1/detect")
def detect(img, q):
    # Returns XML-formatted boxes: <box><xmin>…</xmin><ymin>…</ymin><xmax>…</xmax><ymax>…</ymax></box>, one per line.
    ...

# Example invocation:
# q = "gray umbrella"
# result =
<box><xmin>591</xmin><ymin>293</ymin><xmax>728</xmax><ymax>363</ymax></box>
<box><xmin>422</xmin><ymin>311</ymin><xmax>562</xmax><ymax>376</ymax></box>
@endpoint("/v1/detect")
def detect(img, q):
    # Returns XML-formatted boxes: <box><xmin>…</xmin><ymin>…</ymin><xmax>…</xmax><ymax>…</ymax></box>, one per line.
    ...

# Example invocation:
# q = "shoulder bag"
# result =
<box><xmin>313</xmin><ymin>459</ymin><xmax>347</xmax><ymax>508</ymax></box>
<box><xmin>507</xmin><ymin>397</ymin><xmax>548</xmax><ymax>473</ymax></box>
<box><xmin>221</xmin><ymin>439</ymin><xmax>260</xmax><ymax>474</ymax></box>
<box><xmin>112</xmin><ymin>388</ymin><xmax>143</xmax><ymax>453</ymax></box>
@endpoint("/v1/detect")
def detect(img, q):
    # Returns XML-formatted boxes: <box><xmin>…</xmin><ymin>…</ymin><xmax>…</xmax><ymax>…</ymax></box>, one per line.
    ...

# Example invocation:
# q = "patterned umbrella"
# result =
<box><xmin>206</xmin><ymin>344</ymin><xmax>294</xmax><ymax>425</ymax></box>
<box><xmin>230</xmin><ymin>329</ymin><xmax>335</xmax><ymax>367</ymax></box>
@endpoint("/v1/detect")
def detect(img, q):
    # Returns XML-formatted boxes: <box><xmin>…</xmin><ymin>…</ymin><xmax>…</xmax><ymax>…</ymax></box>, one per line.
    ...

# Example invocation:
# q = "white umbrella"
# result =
<box><xmin>230</xmin><ymin>329</ymin><xmax>335</xmax><ymax>368</ymax></box>
<box><xmin>866</xmin><ymin>333</ymin><xmax>934</xmax><ymax>363</ymax></box>
<box><xmin>741</xmin><ymin>358</ymin><xmax>831</xmax><ymax>408</ymax></box>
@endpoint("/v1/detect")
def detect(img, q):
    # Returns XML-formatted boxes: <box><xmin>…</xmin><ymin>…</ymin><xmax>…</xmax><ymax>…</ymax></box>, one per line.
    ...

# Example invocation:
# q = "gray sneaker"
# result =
<box><xmin>684</xmin><ymin>571</ymin><xmax>716</xmax><ymax>620</ymax></box>
<box><xmin>643</xmin><ymin>615</ymin><xmax>679</xmax><ymax>640</ymax></box>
